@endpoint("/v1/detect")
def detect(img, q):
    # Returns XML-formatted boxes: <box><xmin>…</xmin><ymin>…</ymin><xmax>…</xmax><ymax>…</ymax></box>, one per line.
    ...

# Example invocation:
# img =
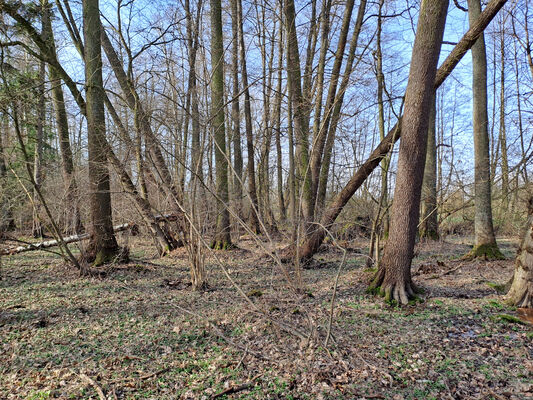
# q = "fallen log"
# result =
<box><xmin>0</xmin><ymin>214</ymin><xmax>177</xmax><ymax>256</ymax></box>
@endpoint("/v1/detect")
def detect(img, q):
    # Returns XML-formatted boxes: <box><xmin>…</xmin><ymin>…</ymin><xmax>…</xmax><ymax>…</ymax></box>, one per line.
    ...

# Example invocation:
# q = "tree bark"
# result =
<box><xmin>420</xmin><ymin>94</ymin><xmax>439</xmax><ymax>240</ymax></box>
<box><xmin>284</xmin><ymin>0</ymin><xmax>312</xmax><ymax>222</ymax></box>
<box><xmin>83</xmin><ymin>0</ymin><xmax>121</xmax><ymax>265</ymax></box>
<box><xmin>0</xmin><ymin>114</ymin><xmax>15</xmax><ymax>233</ymax></box>
<box><xmin>466</xmin><ymin>0</ymin><xmax>503</xmax><ymax>259</ymax></box>
<box><xmin>498</xmin><ymin>19</ymin><xmax>509</xmax><ymax>209</ymax></box>
<box><xmin>238</xmin><ymin>0</ymin><xmax>260</xmax><ymax>234</ymax></box>
<box><xmin>316</xmin><ymin>0</ymin><xmax>367</xmax><ymax>211</ymax></box>
<box><xmin>293</xmin><ymin>0</ymin><xmax>508</xmax><ymax>263</ymax></box>
<box><xmin>506</xmin><ymin>198</ymin><xmax>533</xmax><ymax>308</ymax></box>
<box><xmin>32</xmin><ymin>7</ymin><xmax>46</xmax><ymax>238</ymax></box>
<box><xmin>210</xmin><ymin>0</ymin><xmax>232</xmax><ymax>249</ymax></box>
<box><xmin>42</xmin><ymin>0</ymin><xmax>83</xmax><ymax>234</ymax></box>
<box><xmin>368</xmin><ymin>0</ymin><xmax>449</xmax><ymax>305</ymax></box>
<box><xmin>230</xmin><ymin>0</ymin><xmax>243</xmax><ymax>211</ymax></box>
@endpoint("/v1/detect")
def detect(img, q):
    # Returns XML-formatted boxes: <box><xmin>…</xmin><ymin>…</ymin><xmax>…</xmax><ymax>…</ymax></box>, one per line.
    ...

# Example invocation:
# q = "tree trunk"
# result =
<box><xmin>230</xmin><ymin>0</ymin><xmax>243</xmax><ymax>212</ymax></box>
<box><xmin>0</xmin><ymin>114</ymin><xmax>15</xmax><ymax>233</ymax></box>
<box><xmin>284</xmin><ymin>0</ymin><xmax>312</xmax><ymax>222</ymax></box>
<box><xmin>210</xmin><ymin>0</ymin><xmax>232</xmax><ymax>249</ymax></box>
<box><xmin>83</xmin><ymin>0</ymin><xmax>121</xmax><ymax>265</ymax></box>
<box><xmin>32</xmin><ymin>13</ymin><xmax>46</xmax><ymax>239</ymax></box>
<box><xmin>274</xmin><ymin>21</ymin><xmax>286</xmax><ymax>221</ymax></box>
<box><xmin>466</xmin><ymin>0</ymin><xmax>504</xmax><ymax>259</ymax></box>
<box><xmin>498</xmin><ymin>20</ymin><xmax>509</xmax><ymax>209</ymax></box>
<box><xmin>368</xmin><ymin>0</ymin><xmax>449</xmax><ymax>305</ymax></box>
<box><xmin>238</xmin><ymin>0</ymin><xmax>260</xmax><ymax>234</ymax></box>
<box><xmin>293</xmin><ymin>0</ymin><xmax>508</xmax><ymax>263</ymax></box>
<box><xmin>42</xmin><ymin>0</ymin><xmax>83</xmax><ymax>234</ymax></box>
<box><xmin>420</xmin><ymin>94</ymin><xmax>439</xmax><ymax>240</ymax></box>
<box><xmin>316</xmin><ymin>0</ymin><xmax>367</xmax><ymax>211</ymax></box>
<box><xmin>506</xmin><ymin>198</ymin><xmax>533</xmax><ymax>308</ymax></box>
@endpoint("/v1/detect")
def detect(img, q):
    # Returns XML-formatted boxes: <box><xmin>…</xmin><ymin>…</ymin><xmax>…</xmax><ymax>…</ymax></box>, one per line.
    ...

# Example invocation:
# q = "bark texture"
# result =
<box><xmin>369</xmin><ymin>0</ymin><xmax>449</xmax><ymax>305</ymax></box>
<box><xmin>466</xmin><ymin>0</ymin><xmax>504</xmax><ymax>259</ymax></box>
<box><xmin>420</xmin><ymin>94</ymin><xmax>439</xmax><ymax>240</ymax></box>
<box><xmin>83</xmin><ymin>0</ymin><xmax>121</xmax><ymax>265</ymax></box>
<box><xmin>210</xmin><ymin>0</ymin><xmax>232</xmax><ymax>249</ymax></box>
<box><xmin>293</xmin><ymin>0</ymin><xmax>508</xmax><ymax>263</ymax></box>
<box><xmin>506</xmin><ymin>198</ymin><xmax>533</xmax><ymax>308</ymax></box>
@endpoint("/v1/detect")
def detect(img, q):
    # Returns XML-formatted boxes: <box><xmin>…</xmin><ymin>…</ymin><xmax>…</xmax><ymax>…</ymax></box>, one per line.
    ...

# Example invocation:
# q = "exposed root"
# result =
<box><xmin>368</xmin><ymin>268</ymin><xmax>418</xmax><ymax>306</ymax></box>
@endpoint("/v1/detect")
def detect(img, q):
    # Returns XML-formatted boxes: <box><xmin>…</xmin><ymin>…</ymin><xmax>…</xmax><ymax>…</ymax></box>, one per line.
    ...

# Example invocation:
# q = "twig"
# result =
<box><xmin>325</xmin><ymin>249</ymin><xmax>347</xmax><ymax>347</ymax></box>
<box><xmin>430</xmin><ymin>263</ymin><xmax>464</xmax><ymax>279</ymax></box>
<box><xmin>211</xmin><ymin>373</ymin><xmax>262</xmax><ymax>399</ymax></box>
<box><xmin>109</xmin><ymin>366</ymin><xmax>171</xmax><ymax>383</ymax></box>
<box><xmin>235</xmin><ymin>347</ymin><xmax>248</xmax><ymax>370</ymax></box>
<box><xmin>79</xmin><ymin>373</ymin><xmax>105</xmax><ymax>400</ymax></box>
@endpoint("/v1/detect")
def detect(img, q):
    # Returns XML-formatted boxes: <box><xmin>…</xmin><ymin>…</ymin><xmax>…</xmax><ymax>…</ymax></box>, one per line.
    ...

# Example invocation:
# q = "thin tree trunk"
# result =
<box><xmin>498</xmin><ymin>20</ymin><xmax>509</xmax><ymax>209</ymax></box>
<box><xmin>32</xmin><ymin>10</ymin><xmax>46</xmax><ymax>238</ymax></box>
<box><xmin>230</xmin><ymin>0</ymin><xmax>243</xmax><ymax>212</ymax></box>
<box><xmin>308</xmin><ymin>0</ymin><xmax>332</xmax><ymax>215</ymax></box>
<box><xmin>316</xmin><ymin>0</ymin><xmax>367</xmax><ymax>211</ymax></box>
<box><xmin>238</xmin><ymin>0</ymin><xmax>260</xmax><ymax>234</ymax></box>
<box><xmin>42</xmin><ymin>0</ymin><xmax>83</xmax><ymax>234</ymax></box>
<box><xmin>284</xmin><ymin>0</ymin><xmax>312</xmax><ymax>222</ymax></box>
<box><xmin>0</xmin><ymin>114</ymin><xmax>15</xmax><ymax>233</ymax></box>
<box><xmin>274</xmin><ymin>21</ymin><xmax>286</xmax><ymax>220</ymax></box>
<box><xmin>420</xmin><ymin>94</ymin><xmax>439</xmax><ymax>240</ymax></box>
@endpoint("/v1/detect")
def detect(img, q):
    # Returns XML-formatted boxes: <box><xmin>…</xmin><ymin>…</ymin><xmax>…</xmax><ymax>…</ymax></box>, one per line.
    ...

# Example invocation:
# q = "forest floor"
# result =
<box><xmin>0</xmin><ymin>234</ymin><xmax>532</xmax><ymax>399</ymax></box>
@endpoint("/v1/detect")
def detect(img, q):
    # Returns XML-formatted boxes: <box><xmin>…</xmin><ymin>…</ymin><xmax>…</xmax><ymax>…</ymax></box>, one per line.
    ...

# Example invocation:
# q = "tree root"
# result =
<box><xmin>368</xmin><ymin>268</ymin><xmax>419</xmax><ymax>306</ymax></box>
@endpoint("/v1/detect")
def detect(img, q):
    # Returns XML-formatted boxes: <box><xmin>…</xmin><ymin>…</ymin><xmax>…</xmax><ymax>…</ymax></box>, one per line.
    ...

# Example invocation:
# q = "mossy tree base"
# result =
<box><xmin>83</xmin><ymin>244</ymin><xmax>129</xmax><ymax>268</ymax></box>
<box><xmin>463</xmin><ymin>243</ymin><xmax>505</xmax><ymax>261</ymax></box>
<box><xmin>210</xmin><ymin>240</ymin><xmax>234</xmax><ymax>251</ymax></box>
<box><xmin>368</xmin><ymin>267</ymin><xmax>419</xmax><ymax>306</ymax></box>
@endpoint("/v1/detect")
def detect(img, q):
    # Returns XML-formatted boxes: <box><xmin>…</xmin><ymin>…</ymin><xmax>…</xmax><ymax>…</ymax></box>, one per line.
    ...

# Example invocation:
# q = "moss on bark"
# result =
<box><xmin>463</xmin><ymin>242</ymin><xmax>505</xmax><ymax>260</ymax></box>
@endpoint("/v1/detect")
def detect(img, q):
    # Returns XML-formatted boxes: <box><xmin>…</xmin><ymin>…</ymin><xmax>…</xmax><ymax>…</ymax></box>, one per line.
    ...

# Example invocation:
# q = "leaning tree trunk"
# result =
<box><xmin>368</xmin><ymin>0</ymin><xmax>449</xmax><ymax>305</ymax></box>
<box><xmin>506</xmin><ymin>198</ymin><xmax>533</xmax><ymax>308</ymax></box>
<box><xmin>292</xmin><ymin>0</ymin><xmax>508</xmax><ymax>263</ymax></box>
<box><xmin>466</xmin><ymin>0</ymin><xmax>504</xmax><ymax>260</ymax></box>
<box><xmin>83</xmin><ymin>0</ymin><xmax>121</xmax><ymax>265</ymax></box>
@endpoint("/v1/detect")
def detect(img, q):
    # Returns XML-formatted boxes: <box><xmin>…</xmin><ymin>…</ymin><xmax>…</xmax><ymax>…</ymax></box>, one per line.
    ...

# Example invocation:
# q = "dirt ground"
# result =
<box><xmin>0</xmin><ymin>235</ymin><xmax>531</xmax><ymax>399</ymax></box>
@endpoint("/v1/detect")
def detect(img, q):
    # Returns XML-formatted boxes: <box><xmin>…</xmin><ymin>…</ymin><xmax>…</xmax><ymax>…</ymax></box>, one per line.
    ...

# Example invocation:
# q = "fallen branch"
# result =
<box><xmin>211</xmin><ymin>373</ymin><xmax>262</xmax><ymax>399</ymax></box>
<box><xmin>79</xmin><ymin>373</ymin><xmax>106</xmax><ymax>400</ymax></box>
<box><xmin>0</xmin><ymin>214</ymin><xmax>177</xmax><ymax>256</ymax></box>
<box><xmin>430</xmin><ymin>263</ymin><xmax>465</xmax><ymax>279</ymax></box>
<box><xmin>109</xmin><ymin>366</ymin><xmax>171</xmax><ymax>384</ymax></box>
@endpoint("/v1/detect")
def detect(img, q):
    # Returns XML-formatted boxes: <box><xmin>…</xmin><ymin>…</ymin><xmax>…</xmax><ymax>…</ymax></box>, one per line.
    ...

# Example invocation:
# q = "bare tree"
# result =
<box><xmin>83</xmin><ymin>0</ymin><xmax>122</xmax><ymax>265</ymax></box>
<box><xmin>368</xmin><ymin>0</ymin><xmax>449</xmax><ymax>305</ymax></box>
<box><xmin>466</xmin><ymin>0</ymin><xmax>504</xmax><ymax>259</ymax></box>
<box><xmin>210</xmin><ymin>0</ymin><xmax>232</xmax><ymax>249</ymax></box>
